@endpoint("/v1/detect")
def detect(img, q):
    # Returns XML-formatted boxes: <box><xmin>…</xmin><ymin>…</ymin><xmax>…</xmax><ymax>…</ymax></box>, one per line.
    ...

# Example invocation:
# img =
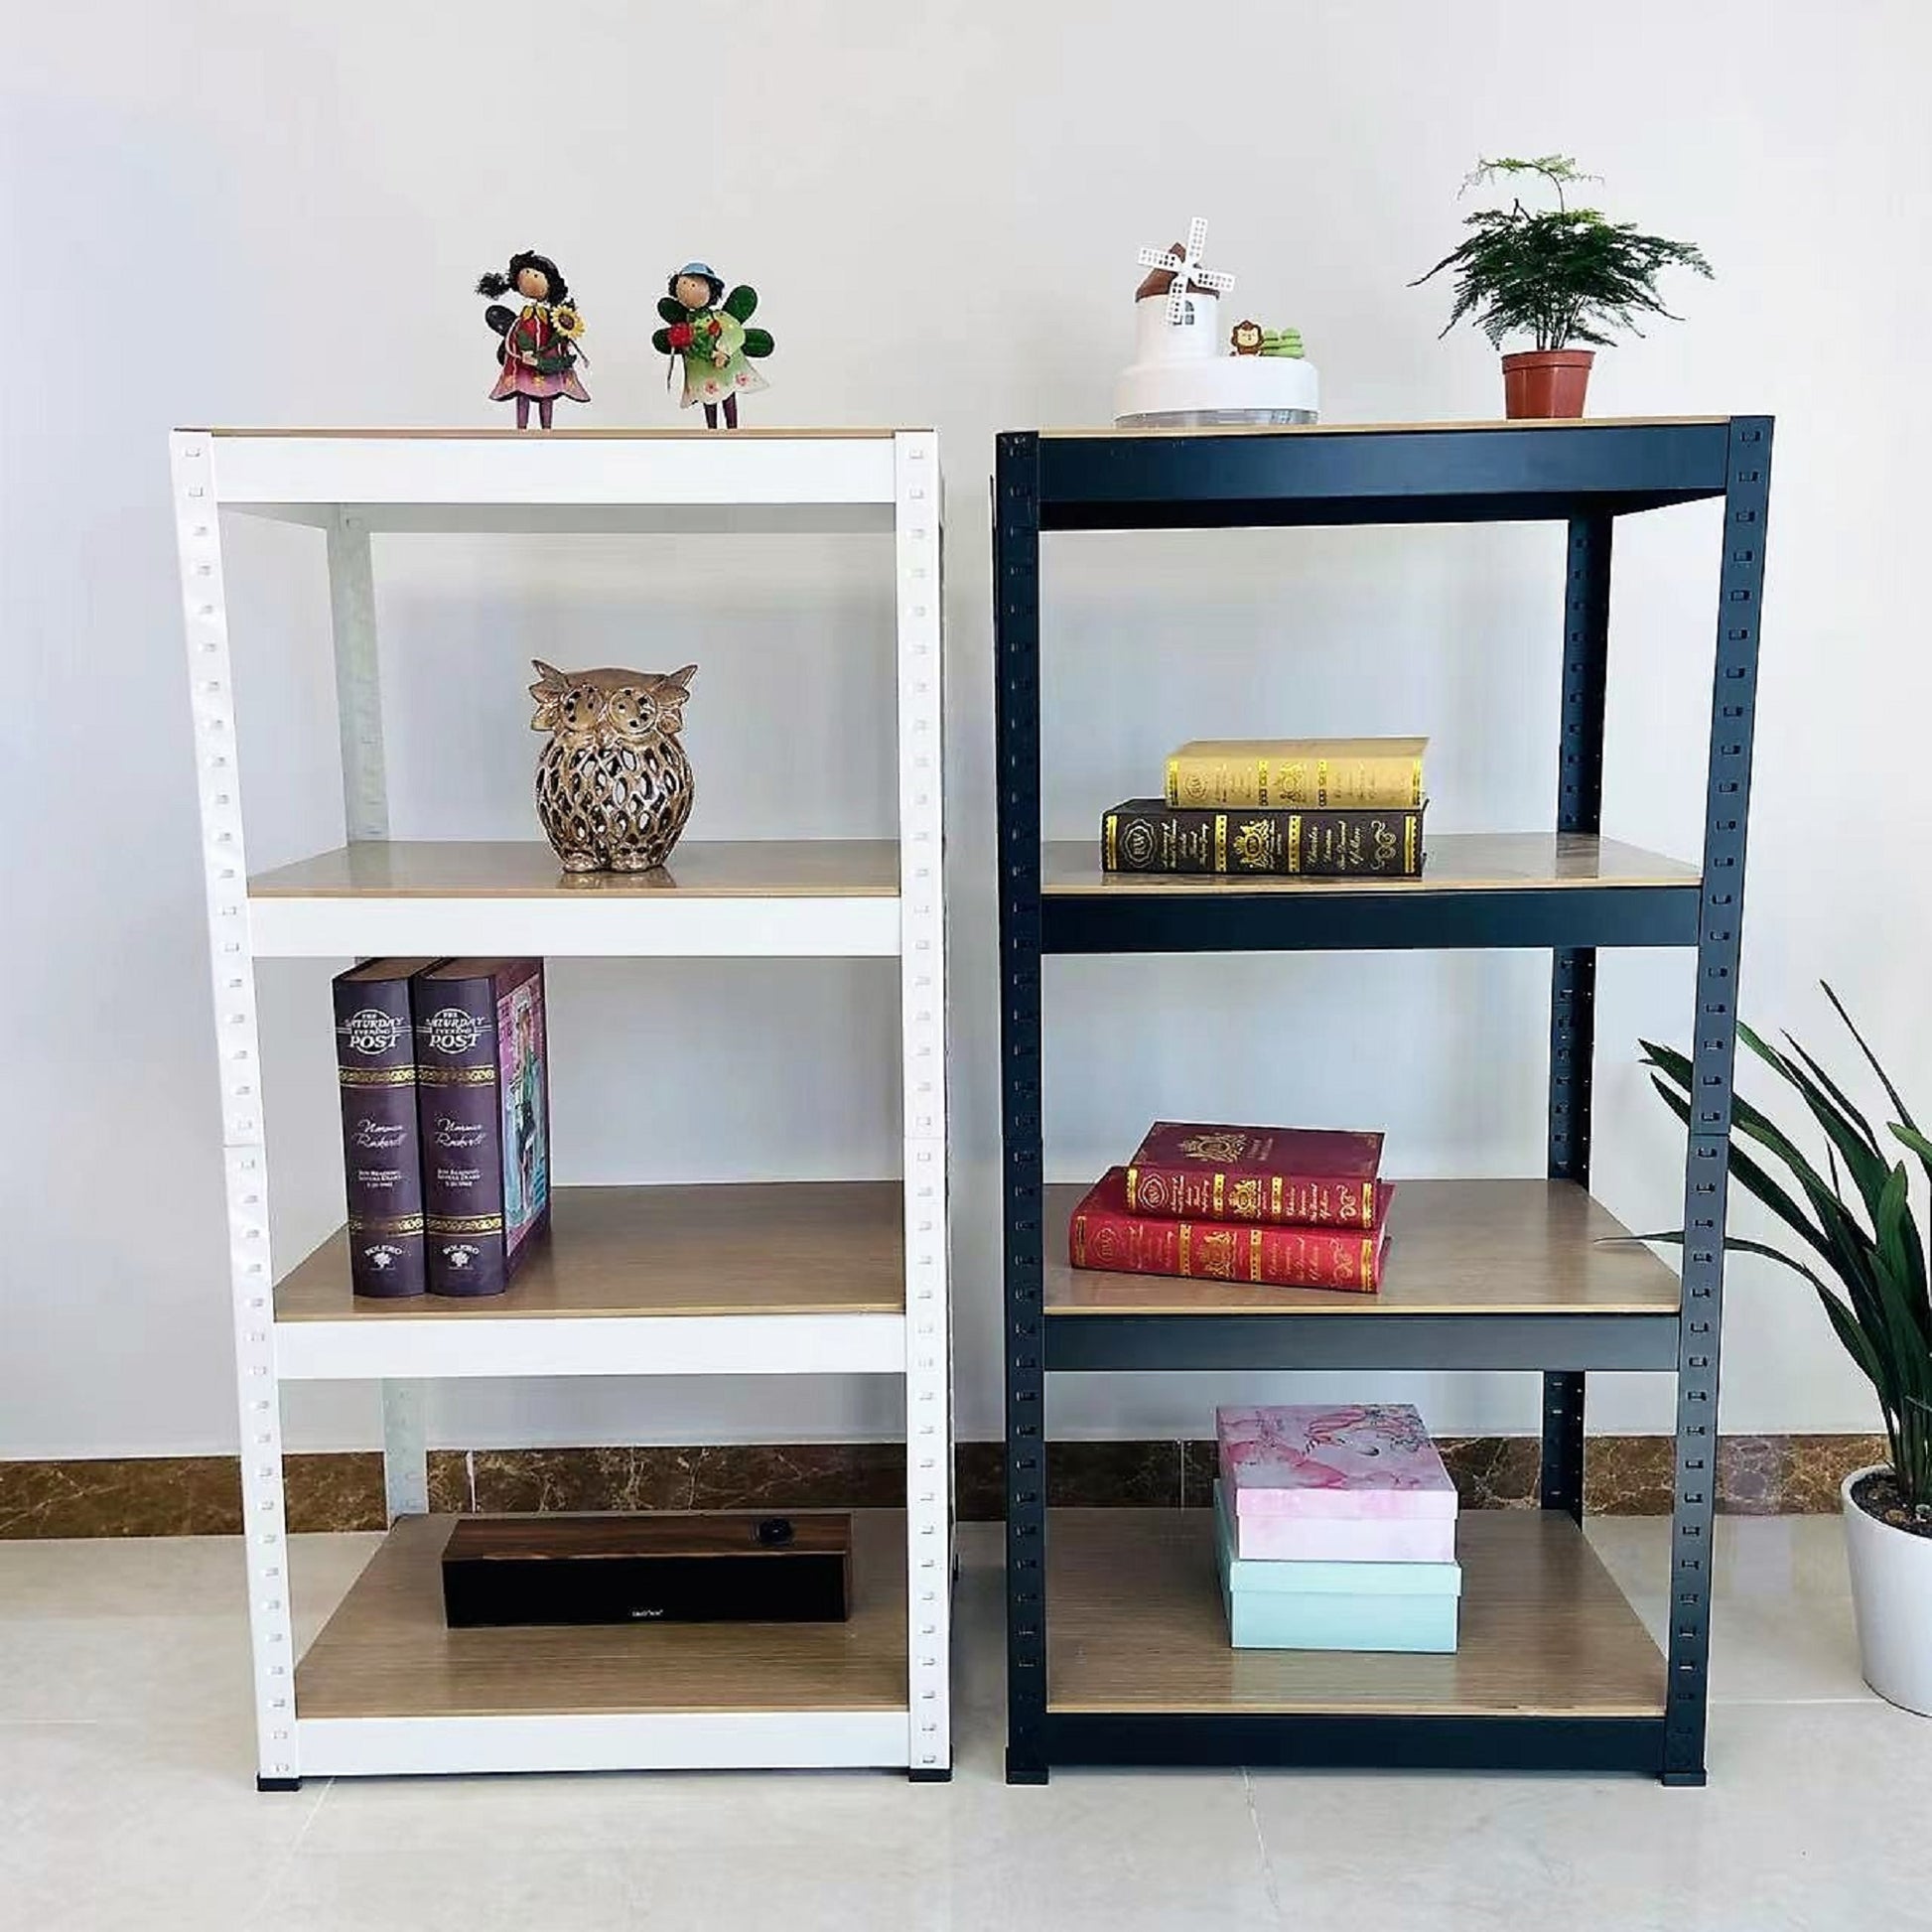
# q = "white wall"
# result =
<box><xmin>5</xmin><ymin>0</ymin><xmax>1927</xmax><ymax>1457</ymax></box>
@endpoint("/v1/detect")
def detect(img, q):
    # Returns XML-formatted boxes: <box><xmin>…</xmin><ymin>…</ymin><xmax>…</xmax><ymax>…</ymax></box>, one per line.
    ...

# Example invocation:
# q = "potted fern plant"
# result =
<box><xmin>1413</xmin><ymin>156</ymin><xmax>1713</xmax><ymax>419</ymax></box>
<box><xmin>1643</xmin><ymin>986</ymin><xmax>1932</xmax><ymax>1715</ymax></box>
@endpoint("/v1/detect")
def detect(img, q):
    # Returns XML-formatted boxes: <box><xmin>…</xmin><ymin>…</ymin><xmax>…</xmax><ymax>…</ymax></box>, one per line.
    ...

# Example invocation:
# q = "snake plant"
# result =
<box><xmin>1643</xmin><ymin>984</ymin><xmax>1932</xmax><ymax>1514</ymax></box>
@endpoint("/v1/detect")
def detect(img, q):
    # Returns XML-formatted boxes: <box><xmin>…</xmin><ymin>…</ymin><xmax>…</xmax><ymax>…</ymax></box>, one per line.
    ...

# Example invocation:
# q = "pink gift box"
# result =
<box><xmin>1216</xmin><ymin>1404</ymin><xmax>1458</xmax><ymax>1530</ymax></box>
<box><xmin>1226</xmin><ymin>1513</ymin><xmax>1459</xmax><ymax>1564</ymax></box>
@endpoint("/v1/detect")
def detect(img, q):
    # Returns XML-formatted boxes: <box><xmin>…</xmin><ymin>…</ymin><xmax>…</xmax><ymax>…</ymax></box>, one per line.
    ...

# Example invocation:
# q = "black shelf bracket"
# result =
<box><xmin>1663</xmin><ymin>416</ymin><xmax>1773</xmax><ymax>1785</ymax></box>
<box><xmin>1543</xmin><ymin>510</ymin><xmax>1613</xmax><ymax>1526</ymax></box>
<box><xmin>996</xmin><ymin>434</ymin><xmax>1050</xmax><ymax>1788</ymax></box>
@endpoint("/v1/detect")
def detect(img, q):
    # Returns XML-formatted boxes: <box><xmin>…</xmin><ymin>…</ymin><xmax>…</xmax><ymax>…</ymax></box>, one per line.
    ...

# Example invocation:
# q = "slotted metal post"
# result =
<box><xmin>996</xmin><ymin>434</ymin><xmax>1049</xmax><ymax>1786</ymax></box>
<box><xmin>1663</xmin><ymin>417</ymin><xmax>1772</xmax><ymax>1785</ymax></box>
<box><xmin>1544</xmin><ymin>513</ymin><xmax>1612</xmax><ymax>1523</ymax></box>
<box><xmin>171</xmin><ymin>434</ymin><xmax>301</xmax><ymax>1790</ymax></box>
<box><xmin>895</xmin><ymin>432</ymin><xmax>953</xmax><ymax>1779</ymax></box>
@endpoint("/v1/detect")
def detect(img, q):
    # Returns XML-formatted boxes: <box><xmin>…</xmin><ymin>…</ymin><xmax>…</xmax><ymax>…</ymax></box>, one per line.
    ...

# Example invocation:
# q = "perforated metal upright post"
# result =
<box><xmin>170</xmin><ymin>434</ymin><xmax>301</xmax><ymax>1790</ymax></box>
<box><xmin>996</xmin><ymin>434</ymin><xmax>1049</xmax><ymax>1786</ymax></box>
<box><xmin>895</xmin><ymin>432</ymin><xmax>953</xmax><ymax>1779</ymax></box>
<box><xmin>1543</xmin><ymin>513</ymin><xmax>1612</xmax><ymax>1523</ymax></box>
<box><xmin>1663</xmin><ymin>418</ymin><xmax>1773</xmax><ymax>1785</ymax></box>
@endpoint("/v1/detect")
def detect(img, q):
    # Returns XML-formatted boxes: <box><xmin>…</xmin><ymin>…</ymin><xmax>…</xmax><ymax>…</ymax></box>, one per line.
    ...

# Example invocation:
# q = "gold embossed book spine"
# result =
<box><xmin>1070</xmin><ymin>1168</ymin><xmax>1392</xmax><ymax>1291</ymax></box>
<box><xmin>1102</xmin><ymin>800</ymin><xmax>1425</xmax><ymax>877</ymax></box>
<box><xmin>333</xmin><ymin>959</ymin><xmax>442</xmax><ymax>1299</ymax></box>
<box><xmin>414</xmin><ymin>957</ymin><xmax>551</xmax><ymax>1297</ymax></box>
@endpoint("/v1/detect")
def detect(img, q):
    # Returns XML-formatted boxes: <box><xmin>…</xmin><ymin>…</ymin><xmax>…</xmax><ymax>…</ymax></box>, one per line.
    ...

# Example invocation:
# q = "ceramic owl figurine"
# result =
<box><xmin>529</xmin><ymin>660</ymin><xmax>697</xmax><ymax>873</ymax></box>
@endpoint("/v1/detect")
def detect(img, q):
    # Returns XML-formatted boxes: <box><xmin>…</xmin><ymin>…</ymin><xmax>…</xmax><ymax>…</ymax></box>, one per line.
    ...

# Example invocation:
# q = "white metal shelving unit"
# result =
<box><xmin>169</xmin><ymin>428</ymin><xmax>950</xmax><ymax>1784</ymax></box>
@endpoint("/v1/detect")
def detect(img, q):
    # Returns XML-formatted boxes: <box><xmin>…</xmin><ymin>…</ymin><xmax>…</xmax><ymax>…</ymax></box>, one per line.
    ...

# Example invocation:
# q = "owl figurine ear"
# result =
<box><xmin>530</xmin><ymin>659</ymin><xmax>568</xmax><ymax>734</ymax></box>
<box><xmin>657</xmin><ymin>664</ymin><xmax>697</xmax><ymax>734</ymax></box>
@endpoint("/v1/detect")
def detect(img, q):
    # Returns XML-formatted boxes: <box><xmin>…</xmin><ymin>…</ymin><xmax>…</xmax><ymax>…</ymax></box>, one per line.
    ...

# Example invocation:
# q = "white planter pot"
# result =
<box><xmin>1843</xmin><ymin>1464</ymin><xmax>1932</xmax><ymax>1716</ymax></box>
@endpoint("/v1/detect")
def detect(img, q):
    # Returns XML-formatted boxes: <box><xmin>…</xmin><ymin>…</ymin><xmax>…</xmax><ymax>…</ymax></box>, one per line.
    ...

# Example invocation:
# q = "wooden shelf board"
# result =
<box><xmin>190</xmin><ymin>426</ymin><xmax>918</xmax><ymax>441</ymax></box>
<box><xmin>296</xmin><ymin>1511</ymin><xmax>907</xmax><ymax>1720</ymax></box>
<box><xmin>1047</xmin><ymin>1508</ymin><xmax>1664</xmax><ymax>1717</ymax></box>
<box><xmin>1045</xmin><ymin>1178</ymin><xmax>1679</xmax><ymax>1317</ymax></box>
<box><xmin>1043</xmin><ymin>832</ymin><xmax>1698</xmax><ymax>897</ymax></box>
<box><xmin>250</xmin><ymin>839</ymin><xmax>900</xmax><ymax>901</ymax></box>
<box><xmin>1038</xmin><ymin>417</ymin><xmax>1728</xmax><ymax>440</ymax></box>
<box><xmin>278</xmin><ymin>1181</ymin><xmax>905</xmax><ymax>1322</ymax></box>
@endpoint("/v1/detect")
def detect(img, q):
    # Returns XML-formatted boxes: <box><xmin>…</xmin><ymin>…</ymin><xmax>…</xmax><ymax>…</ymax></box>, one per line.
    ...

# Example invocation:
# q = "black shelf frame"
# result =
<box><xmin>996</xmin><ymin>418</ymin><xmax>1772</xmax><ymax>1788</ymax></box>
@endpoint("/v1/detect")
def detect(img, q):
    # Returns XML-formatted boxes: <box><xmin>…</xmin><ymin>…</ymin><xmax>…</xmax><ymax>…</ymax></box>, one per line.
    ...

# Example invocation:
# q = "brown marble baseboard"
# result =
<box><xmin>0</xmin><ymin>1434</ymin><xmax>1888</xmax><ymax>1538</ymax></box>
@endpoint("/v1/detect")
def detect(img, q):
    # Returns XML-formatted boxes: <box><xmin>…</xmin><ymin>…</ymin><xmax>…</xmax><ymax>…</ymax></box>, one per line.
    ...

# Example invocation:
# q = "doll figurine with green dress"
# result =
<box><xmin>653</xmin><ymin>262</ymin><xmax>774</xmax><ymax>429</ymax></box>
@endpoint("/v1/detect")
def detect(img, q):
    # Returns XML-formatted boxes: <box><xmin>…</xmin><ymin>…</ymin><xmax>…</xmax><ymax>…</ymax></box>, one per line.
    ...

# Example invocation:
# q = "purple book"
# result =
<box><xmin>1217</xmin><ymin>1404</ymin><xmax>1457</xmax><ymax>1523</ymax></box>
<box><xmin>332</xmin><ymin>959</ymin><xmax>441</xmax><ymax>1299</ymax></box>
<box><xmin>414</xmin><ymin>958</ymin><xmax>552</xmax><ymax>1298</ymax></box>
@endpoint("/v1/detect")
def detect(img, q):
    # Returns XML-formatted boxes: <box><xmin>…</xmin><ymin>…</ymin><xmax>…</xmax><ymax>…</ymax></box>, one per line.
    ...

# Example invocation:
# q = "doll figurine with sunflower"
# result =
<box><xmin>477</xmin><ymin>250</ymin><xmax>589</xmax><ymax>430</ymax></box>
<box><xmin>652</xmin><ymin>262</ymin><xmax>774</xmax><ymax>429</ymax></box>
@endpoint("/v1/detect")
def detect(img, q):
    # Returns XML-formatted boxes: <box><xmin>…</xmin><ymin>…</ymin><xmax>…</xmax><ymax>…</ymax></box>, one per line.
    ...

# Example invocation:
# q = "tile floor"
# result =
<box><xmin>0</xmin><ymin>1516</ymin><xmax>1923</xmax><ymax>1931</ymax></box>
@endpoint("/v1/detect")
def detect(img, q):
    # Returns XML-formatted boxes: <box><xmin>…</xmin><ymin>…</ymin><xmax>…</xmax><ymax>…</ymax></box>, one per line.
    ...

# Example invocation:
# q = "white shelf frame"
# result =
<box><xmin>169</xmin><ymin>429</ymin><xmax>951</xmax><ymax>1782</ymax></box>
<box><xmin>247</xmin><ymin>890</ymin><xmax>902</xmax><ymax>960</ymax></box>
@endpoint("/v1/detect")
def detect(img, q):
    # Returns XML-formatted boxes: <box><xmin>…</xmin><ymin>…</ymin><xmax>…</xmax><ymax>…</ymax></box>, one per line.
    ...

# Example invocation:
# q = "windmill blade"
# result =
<box><xmin>1192</xmin><ymin>267</ymin><xmax>1237</xmax><ymax>294</ymax></box>
<box><xmin>1138</xmin><ymin>246</ymin><xmax>1183</xmax><ymax>274</ymax></box>
<box><xmin>1183</xmin><ymin>216</ymin><xmax>1209</xmax><ymax>263</ymax></box>
<box><xmin>1166</xmin><ymin>288</ymin><xmax>1190</xmax><ymax>324</ymax></box>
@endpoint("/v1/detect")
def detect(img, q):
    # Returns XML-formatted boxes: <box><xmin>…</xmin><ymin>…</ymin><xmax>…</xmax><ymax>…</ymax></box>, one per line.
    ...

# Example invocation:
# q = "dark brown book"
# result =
<box><xmin>332</xmin><ymin>959</ymin><xmax>441</xmax><ymax>1299</ymax></box>
<box><xmin>1102</xmin><ymin>799</ymin><xmax>1426</xmax><ymax>877</ymax></box>
<box><xmin>413</xmin><ymin>958</ymin><xmax>551</xmax><ymax>1297</ymax></box>
<box><xmin>440</xmin><ymin>1512</ymin><xmax>853</xmax><ymax>1626</ymax></box>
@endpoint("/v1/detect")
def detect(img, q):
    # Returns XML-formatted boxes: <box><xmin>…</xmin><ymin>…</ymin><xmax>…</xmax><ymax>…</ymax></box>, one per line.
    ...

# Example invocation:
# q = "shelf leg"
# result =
<box><xmin>1663</xmin><ymin>417</ymin><xmax>1774</xmax><ymax>1786</ymax></box>
<box><xmin>997</xmin><ymin>434</ymin><xmax>1050</xmax><ymax>1788</ymax></box>
<box><xmin>170</xmin><ymin>434</ymin><xmax>300</xmax><ymax>1789</ymax></box>
<box><xmin>1539</xmin><ymin>1372</ymin><xmax>1587</xmax><ymax>1523</ymax></box>
<box><xmin>380</xmin><ymin>1380</ymin><xmax>430</xmax><ymax>1522</ymax></box>
<box><xmin>895</xmin><ymin>431</ymin><xmax>953</xmax><ymax>1779</ymax></box>
<box><xmin>1542</xmin><ymin>513</ymin><xmax>1610</xmax><ymax>1530</ymax></box>
<box><xmin>327</xmin><ymin>509</ymin><xmax>388</xmax><ymax>842</ymax></box>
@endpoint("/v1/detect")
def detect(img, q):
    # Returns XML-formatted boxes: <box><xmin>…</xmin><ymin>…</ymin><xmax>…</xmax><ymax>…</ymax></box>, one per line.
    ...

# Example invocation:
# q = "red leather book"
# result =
<box><xmin>1125</xmin><ymin>1121</ymin><xmax>1383</xmax><ymax>1227</ymax></box>
<box><xmin>1070</xmin><ymin>1169</ymin><xmax>1392</xmax><ymax>1292</ymax></box>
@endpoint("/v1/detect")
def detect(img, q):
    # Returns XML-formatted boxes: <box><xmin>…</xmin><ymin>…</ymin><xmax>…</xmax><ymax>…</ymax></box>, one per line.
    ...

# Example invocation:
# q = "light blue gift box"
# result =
<box><xmin>1214</xmin><ymin>1482</ymin><xmax>1461</xmax><ymax>1653</ymax></box>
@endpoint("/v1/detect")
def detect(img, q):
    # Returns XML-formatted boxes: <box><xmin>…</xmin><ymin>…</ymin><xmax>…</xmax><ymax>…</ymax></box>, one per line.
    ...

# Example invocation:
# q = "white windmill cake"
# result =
<box><xmin>1113</xmin><ymin>217</ymin><xmax>1319</xmax><ymax>427</ymax></box>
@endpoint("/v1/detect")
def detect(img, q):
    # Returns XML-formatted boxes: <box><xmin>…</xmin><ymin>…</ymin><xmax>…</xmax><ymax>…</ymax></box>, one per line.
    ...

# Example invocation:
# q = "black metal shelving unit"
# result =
<box><xmin>995</xmin><ymin>417</ymin><xmax>1772</xmax><ymax>1787</ymax></box>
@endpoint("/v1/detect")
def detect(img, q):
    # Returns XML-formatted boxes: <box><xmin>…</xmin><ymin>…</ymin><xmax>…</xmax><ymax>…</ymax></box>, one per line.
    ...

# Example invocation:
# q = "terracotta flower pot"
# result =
<box><xmin>1844</xmin><ymin>1465</ymin><xmax>1932</xmax><ymax>1716</ymax></box>
<box><xmin>1501</xmin><ymin>349</ymin><xmax>1594</xmax><ymax>419</ymax></box>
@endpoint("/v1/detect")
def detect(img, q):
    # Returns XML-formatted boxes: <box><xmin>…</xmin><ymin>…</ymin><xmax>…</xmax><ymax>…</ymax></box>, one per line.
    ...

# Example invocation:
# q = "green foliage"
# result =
<box><xmin>657</xmin><ymin>296</ymin><xmax>686</xmax><ymax>326</ymax></box>
<box><xmin>1641</xmin><ymin>985</ymin><xmax>1932</xmax><ymax>1514</ymax></box>
<box><xmin>741</xmin><ymin>328</ymin><xmax>774</xmax><ymax>359</ymax></box>
<box><xmin>1412</xmin><ymin>154</ymin><xmax>1712</xmax><ymax>352</ymax></box>
<box><xmin>650</xmin><ymin>327</ymin><xmax>673</xmax><ymax>355</ymax></box>
<box><xmin>723</xmin><ymin>284</ymin><xmax>759</xmax><ymax>324</ymax></box>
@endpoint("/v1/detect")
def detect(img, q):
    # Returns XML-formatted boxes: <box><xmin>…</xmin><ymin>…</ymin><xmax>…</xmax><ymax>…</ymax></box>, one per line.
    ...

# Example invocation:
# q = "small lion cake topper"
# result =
<box><xmin>529</xmin><ymin>661</ymin><xmax>696</xmax><ymax>873</ymax></box>
<box><xmin>652</xmin><ymin>261</ymin><xmax>775</xmax><ymax>430</ymax></box>
<box><xmin>478</xmin><ymin>250</ymin><xmax>589</xmax><ymax>431</ymax></box>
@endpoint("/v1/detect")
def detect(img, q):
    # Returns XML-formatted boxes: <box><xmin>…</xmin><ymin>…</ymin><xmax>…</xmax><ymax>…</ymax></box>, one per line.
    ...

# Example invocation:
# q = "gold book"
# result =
<box><xmin>1165</xmin><ymin>737</ymin><xmax>1428</xmax><ymax>810</ymax></box>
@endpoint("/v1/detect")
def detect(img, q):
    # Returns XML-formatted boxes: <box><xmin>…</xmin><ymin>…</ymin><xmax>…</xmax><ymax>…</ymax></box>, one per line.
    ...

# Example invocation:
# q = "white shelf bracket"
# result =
<box><xmin>380</xmin><ymin>1379</ymin><xmax>431</xmax><ymax>1519</ymax></box>
<box><xmin>895</xmin><ymin>431</ymin><xmax>951</xmax><ymax>1775</ymax></box>
<box><xmin>170</xmin><ymin>433</ymin><xmax>299</xmax><ymax>1786</ymax></box>
<box><xmin>328</xmin><ymin>509</ymin><xmax>388</xmax><ymax>842</ymax></box>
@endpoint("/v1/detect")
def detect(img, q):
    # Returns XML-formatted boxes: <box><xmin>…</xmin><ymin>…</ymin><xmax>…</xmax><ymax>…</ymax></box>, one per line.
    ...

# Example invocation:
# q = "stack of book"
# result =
<box><xmin>1101</xmin><ymin>736</ymin><xmax>1428</xmax><ymax>877</ymax></box>
<box><xmin>1067</xmin><ymin>1121</ymin><xmax>1392</xmax><ymax>1293</ymax></box>
<box><xmin>333</xmin><ymin>957</ymin><xmax>552</xmax><ymax>1299</ymax></box>
<box><xmin>1215</xmin><ymin>1403</ymin><xmax>1461</xmax><ymax>1652</ymax></box>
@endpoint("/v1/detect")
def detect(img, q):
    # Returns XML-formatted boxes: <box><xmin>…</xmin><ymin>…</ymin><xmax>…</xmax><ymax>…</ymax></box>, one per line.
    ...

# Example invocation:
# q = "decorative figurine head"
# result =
<box><xmin>477</xmin><ymin>250</ymin><xmax>573</xmax><ymax>308</ymax></box>
<box><xmin>1230</xmin><ymin>318</ymin><xmax>1265</xmax><ymax>355</ymax></box>
<box><xmin>669</xmin><ymin>262</ymin><xmax>726</xmax><ymax>312</ymax></box>
<box><xmin>529</xmin><ymin>661</ymin><xmax>696</xmax><ymax>752</ymax></box>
